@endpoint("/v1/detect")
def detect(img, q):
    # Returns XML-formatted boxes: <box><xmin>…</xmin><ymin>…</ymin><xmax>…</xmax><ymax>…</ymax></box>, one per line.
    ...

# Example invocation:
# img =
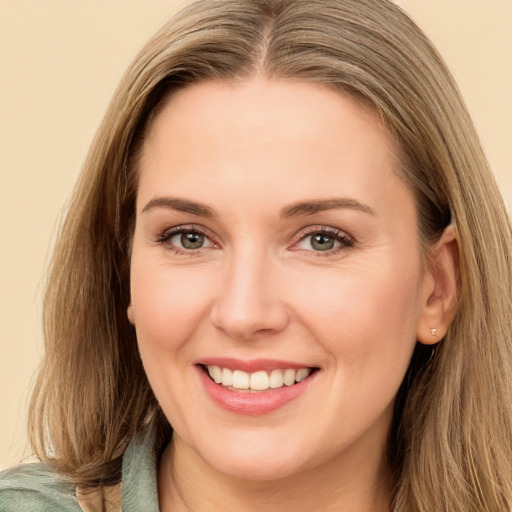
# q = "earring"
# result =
<box><xmin>430</xmin><ymin>328</ymin><xmax>438</xmax><ymax>337</ymax></box>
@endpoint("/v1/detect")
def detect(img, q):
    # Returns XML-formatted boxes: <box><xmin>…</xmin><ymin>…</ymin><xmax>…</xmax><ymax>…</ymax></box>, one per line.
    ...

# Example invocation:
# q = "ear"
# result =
<box><xmin>127</xmin><ymin>303</ymin><xmax>136</xmax><ymax>325</ymax></box>
<box><xmin>417</xmin><ymin>225</ymin><xmax>459</xmax><ymax>345</ymax></box>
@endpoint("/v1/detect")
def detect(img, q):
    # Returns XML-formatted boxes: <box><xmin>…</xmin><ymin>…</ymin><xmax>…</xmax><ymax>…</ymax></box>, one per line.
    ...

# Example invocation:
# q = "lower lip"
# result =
<box><xmin>198</xmin><ymin>367</ymin><xmax>315</xmax><ymax>416</ymax></box>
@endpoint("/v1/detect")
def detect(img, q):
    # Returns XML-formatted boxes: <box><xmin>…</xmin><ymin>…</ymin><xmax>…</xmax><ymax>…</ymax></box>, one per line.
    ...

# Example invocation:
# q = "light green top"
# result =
<box><xmin>0</xmin><ymin>429</ymin><xmax>160</xmax><ymax>511</ymax></box>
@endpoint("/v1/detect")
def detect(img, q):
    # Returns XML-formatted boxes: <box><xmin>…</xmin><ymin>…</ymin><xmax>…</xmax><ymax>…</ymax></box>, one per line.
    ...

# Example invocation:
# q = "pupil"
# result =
<box><xmin>311</xmin><ymin>234</ymin><xmax>334</xmax><ymax>251</ymax></box>
<box><xmin>181</xmin><ymin>232</ymin><xmax>204</xmax><ymax>249</ymax></box>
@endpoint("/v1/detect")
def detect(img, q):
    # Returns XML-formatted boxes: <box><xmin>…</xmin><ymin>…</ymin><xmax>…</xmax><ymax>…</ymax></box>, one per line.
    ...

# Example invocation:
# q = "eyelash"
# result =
<box><xmin>155</xmin><ymin>224</ymin><xmax>355</xmax><ymax>256</ymax></box>
<box><xmin>292</xmin><ymin>226</ymin><xmax>355</xmax><ymax>256</ymax></box>
<box><xmin>155</xmin><ymin>225</ymin><xmax>215</xmax><ymax>256</ymax></box>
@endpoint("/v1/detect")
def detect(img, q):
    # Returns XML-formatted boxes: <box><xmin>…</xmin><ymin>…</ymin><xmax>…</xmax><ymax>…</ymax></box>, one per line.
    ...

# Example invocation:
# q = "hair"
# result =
<box><xmin>29</xmin><ymin>0</ymin><xmax>512</xmax><ymax>510</ymax></box>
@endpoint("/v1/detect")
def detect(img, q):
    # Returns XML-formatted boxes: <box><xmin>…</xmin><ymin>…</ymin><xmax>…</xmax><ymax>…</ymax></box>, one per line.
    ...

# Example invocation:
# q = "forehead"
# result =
<box><xmin>143</xmin><ymin>78</ymin><xmax>395</xmax><ymax>159</ymax></box>
<box><xmin>137</xmin><ymin>78</ymin><xmax>413</xmax><ymax>224</ymax></box>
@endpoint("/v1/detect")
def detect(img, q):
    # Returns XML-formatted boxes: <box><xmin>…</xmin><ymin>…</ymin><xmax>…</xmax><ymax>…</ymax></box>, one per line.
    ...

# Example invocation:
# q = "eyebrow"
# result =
<box><xmin>142</xmin><ymin>197</ymin><xmax>217</xmax><ymax>217</ymax></box>
<box><xmin>141</xmin><ymin>196</ymin><xmax>375</xmax><ymax>218</ymax></box>
<box><xmin>280</xmin><ymin>198</ymin><xmax>376</xmax><ymax>218</ymax></box>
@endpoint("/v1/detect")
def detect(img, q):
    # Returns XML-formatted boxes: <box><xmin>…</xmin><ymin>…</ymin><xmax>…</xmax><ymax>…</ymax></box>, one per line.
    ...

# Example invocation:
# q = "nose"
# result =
<box><xmin>209</xmin><ymin>249</ymin><xmax>290</xmax><ymax>341</ymax></box>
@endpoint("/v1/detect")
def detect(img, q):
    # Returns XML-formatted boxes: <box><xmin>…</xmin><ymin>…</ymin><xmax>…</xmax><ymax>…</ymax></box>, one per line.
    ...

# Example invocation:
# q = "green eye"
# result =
<box><xmin>294</xmin><ymin>227</ymin><xmax>353</xmax><ymax>254</ymax></box>
<box><xmin>158</xmin><ymin>226</ymin><xmax>215</xmax><ymax>253</ymax></box>
<box><xmin>179</xmin><ymin>232</ymin><xmax>205</xmax><ymax>249</ymax></box>
<box><xmin>310</xmin><ymin>233</ymin><xmax>336</xmax><ymax>251</ymax></box>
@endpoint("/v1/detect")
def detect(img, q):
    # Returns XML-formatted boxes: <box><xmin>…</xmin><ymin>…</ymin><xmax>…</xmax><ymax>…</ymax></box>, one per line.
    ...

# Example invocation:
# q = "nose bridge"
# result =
<box><xmin>210</xmin><ymin>243</ymin><xmax>288</xmax><ymax>340</ymax></box>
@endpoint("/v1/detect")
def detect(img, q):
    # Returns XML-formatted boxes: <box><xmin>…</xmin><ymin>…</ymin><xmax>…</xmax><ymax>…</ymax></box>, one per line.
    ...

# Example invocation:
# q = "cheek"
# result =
<box><xmin>287</xmin><ymin>257</ymin><xmax>422</xmax><ymax>366</ymax></box>
<box><xmin>129</xmin><ymin>258</ymin><xmax>216</xmax><ymax>430</ymax></box>
<box><xmin>130</xmin><ymin>258</ymin><xmax>215</xmax><ymax>353</ymax></box>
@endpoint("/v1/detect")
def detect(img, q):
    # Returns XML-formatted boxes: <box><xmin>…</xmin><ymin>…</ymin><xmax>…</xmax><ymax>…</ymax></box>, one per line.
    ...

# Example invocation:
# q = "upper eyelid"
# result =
<box><xmin>292</xmin><ymin>225</ymin><xmax>354</xmax><ymax>242</ymax></box>
<box><xmin>158</xmin><ymin>224</ymin><xmax>215</xmax><ymax>240</ymax></box>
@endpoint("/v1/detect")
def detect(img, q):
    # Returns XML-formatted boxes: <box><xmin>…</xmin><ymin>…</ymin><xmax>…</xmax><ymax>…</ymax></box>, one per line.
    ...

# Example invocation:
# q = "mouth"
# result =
<box><xmin>201</xmin><ymin>364</ymin><xmax>318</xmax><ymax>393</ymax></box>
<box><xmin>196</xmin><ymin>358</ymin><xmax>320</xmax><ymax>415</ymax></box>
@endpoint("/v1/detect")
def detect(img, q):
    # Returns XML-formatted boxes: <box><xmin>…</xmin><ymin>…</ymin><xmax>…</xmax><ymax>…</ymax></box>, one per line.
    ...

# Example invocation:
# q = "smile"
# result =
<box><xmin>205</xmin><ymin>365</ymin><xmax>312</xmax><ymax>392</ymax></box>
<box><xmin>197</xmin><ymin>359</ymin><xmax>319</xmax><ymax>415</ymax></box>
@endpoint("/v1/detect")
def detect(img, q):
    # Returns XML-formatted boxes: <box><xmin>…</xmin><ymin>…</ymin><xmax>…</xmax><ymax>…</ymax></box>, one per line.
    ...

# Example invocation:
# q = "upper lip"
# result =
<box><xmin>197</xmin><ymin>357</ymin><xmax>316</xmax><ymax>373</ymax></box>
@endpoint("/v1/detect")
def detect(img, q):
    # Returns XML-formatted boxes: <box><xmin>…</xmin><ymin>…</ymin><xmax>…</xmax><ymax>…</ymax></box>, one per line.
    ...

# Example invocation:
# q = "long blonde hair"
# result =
<box><xmin>30</xmin><ymin>0</ymin><xmax>512</xmax><ymax>509</ymax></box>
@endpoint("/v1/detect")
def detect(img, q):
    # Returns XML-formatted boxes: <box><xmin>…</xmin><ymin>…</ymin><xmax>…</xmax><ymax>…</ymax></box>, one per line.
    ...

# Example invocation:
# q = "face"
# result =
<box><xmin>130</xmin><ymin>78</ymin><xmax>431</xmax><ymax>481</ymax></box>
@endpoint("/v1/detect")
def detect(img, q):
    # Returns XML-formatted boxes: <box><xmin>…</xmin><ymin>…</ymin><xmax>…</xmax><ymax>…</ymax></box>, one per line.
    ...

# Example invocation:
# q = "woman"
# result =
<box><xmin>1</xmin><ymin>0</ymin><xmax>511</xmax><ymax>510</ymax></box>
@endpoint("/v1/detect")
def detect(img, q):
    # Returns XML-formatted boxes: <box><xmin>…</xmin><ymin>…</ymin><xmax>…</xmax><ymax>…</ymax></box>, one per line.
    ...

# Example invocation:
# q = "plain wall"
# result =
<box><xmin>1</xmin><ymin>0</ymin><xmax>511</xmax><ymax>470</ymax></box>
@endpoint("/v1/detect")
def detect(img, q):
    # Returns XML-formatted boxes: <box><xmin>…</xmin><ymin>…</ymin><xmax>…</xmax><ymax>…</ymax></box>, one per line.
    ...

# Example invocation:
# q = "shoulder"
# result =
<box><xmin>0</xmin><ymin>462</ymin><xmax>81</xmax><ymax>511</ymax></box>
<box><xmin>0</xmin><ymin>463</ymin><xmax>122</xmax><ymax>512</ymax></box>
<box><xmin>0</xmin><ymin>427</ymin><xmax>159</xmax><ymax>512</ymax></box>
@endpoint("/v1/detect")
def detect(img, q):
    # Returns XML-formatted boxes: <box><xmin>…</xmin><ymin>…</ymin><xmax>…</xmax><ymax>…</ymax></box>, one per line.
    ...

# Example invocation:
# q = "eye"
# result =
<box><xmin>293</xmin><ymin>227</ymin><xmax>354</xmax><ymax>254</ymax></box>
<box><xmin>308</xmin><ymin>233</ymin><xmax>338</xmax><ymax>251</ymax></box>
<box><xmin>156</xmin><ymin>226</ymin><xmax>215</xmax><ymax>252</ymax></box>
<box><xmin>171</xmin><ymin>231</ymin><xmax>210</xmax><ymax>250</ymax></box>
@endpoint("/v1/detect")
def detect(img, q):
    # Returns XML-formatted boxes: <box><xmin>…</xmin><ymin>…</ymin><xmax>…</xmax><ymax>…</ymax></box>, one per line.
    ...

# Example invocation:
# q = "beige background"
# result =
<box><xmin>1</xmin><ymin>0</ymin><xmax>511</xmax><ymax>470</ymax></box>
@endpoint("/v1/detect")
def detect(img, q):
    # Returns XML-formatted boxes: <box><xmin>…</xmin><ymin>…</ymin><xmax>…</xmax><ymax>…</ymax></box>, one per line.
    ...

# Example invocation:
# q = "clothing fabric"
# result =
<box><xmin>0</xmin><ymin>429</ymin><xmax>160</xmax><ymax>512</ymax></box>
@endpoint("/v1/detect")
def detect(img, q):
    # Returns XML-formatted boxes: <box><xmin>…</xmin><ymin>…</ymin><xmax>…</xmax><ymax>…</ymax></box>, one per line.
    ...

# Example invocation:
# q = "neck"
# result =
<box><xmin>158</xmin><ymin>434</ymin><xmax>392</xmax><ymax>512</ymax></box>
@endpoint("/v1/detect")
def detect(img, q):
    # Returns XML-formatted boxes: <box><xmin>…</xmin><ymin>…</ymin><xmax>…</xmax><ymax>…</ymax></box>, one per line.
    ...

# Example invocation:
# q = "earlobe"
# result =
<box><xmin>417</xmin><ymin>225</ymin><xmax>460</xmax><ymax>345</ymax></box>
<box><xmin>127</xmin><ymin>304</ymin><xmax>135</xmax><ymax>325</ymax></box>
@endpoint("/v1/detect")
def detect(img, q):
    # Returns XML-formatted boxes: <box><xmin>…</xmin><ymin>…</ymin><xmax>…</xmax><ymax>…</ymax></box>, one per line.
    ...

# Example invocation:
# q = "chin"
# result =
<box><xmin>193</xmin><ymin>433</ymin><xmax>313</xmax><ymax>481</ymax></box>
<box><xmin>212</xmin><ymin>454</ymin><xmax>305</xmax><ymax>482</ymax></box>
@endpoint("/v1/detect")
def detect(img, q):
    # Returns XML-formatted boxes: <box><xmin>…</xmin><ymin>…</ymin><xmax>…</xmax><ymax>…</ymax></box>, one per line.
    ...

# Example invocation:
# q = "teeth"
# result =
<box><xmin>269</xmin><ymin>369</ymin><xmax>284</xmax><ymax>389</ymax></box>
<box><xmin>206</xmin><ymin>366</ymin><xmax>311</xmax><ymax>391</ymax></box>
<box><xmin>221</xmin><ymin>367</ymin><xmax>233</xmax><ymax>386</ymax></box>
<box><xmin>232</xmin><ymin>370</ymin><xmax>249</xmax><ymax>389</ymax></box>
<box><xmin>209</xmin><ymin>365</ymin><xmax>222</xmax><ymax>384</ymax></box>
<box><xmin>296</xmin><ymin>368</ymin><xmax>309</xmax><ymax>382</ymax></box>
<box><xmin>283</xmin><ymin>369</ymin><xmax>296</xmax><ymax>386</ymax></box>
<box><xmin>250</xmin><ymin>371</ymin><xmax>269</xmax><ymax>391</ymax></box>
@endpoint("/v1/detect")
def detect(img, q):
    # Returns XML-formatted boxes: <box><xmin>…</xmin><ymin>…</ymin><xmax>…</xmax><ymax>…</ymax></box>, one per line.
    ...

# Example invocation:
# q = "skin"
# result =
<box><xmin>129</xmin><ymin>78</ymin><xmax>458</xmax><ymax>511</ymax></box>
